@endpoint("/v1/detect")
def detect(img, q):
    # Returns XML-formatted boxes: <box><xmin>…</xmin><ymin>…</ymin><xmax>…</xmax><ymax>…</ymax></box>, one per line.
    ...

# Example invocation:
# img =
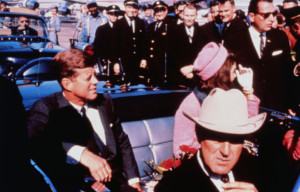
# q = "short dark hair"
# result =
<box><xmin>235</xmin><ymin>9</ymin><xmax>246</xmax><ymax>19</ymax></box>
<box><xmin>283</xmin><ymin>0</ymin><xmax>298</xmax><ymax>5</ymax></box>
<box><xmin>218</xmin><ymin>0</ymin><xmax>235</xmax><ymax>6</ymax></box>
<box><xmin>184</xmin><ymin>3</ymin><xmax>197</xmax><ymax>11</ymax></box>
<box><xmin>248</xmin><ymin>0</ymin><xmax>273</xmax><ymax>14</ymax></box>
<box><xmin>52</xmin><ymin>49</ymin><xmax>96</xmax><ymax>84</ymax></box>
<box><xmin>175</xmin><ymin>1</ymin><xmax>186</xmax><ymax>9</ymax></box>
<box><xmin>210</xmin><ymin>0</ymin><xmax>219</xmax><ymax>8</ymax></box>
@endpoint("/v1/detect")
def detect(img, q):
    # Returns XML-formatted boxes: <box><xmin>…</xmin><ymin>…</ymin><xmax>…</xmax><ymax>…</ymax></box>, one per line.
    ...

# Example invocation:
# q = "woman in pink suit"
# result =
<box><xmin>173</xmin><ymin>42</ymin><xmax>260</xmax><ymax>158</ymax></box>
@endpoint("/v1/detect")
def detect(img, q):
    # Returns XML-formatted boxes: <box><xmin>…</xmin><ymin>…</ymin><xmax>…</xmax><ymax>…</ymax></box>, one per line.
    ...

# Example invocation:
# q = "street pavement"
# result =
<box><xmin>58</xmin><ymin>22</ymin><xmax>78</xmax><ymax>49</ymax></box>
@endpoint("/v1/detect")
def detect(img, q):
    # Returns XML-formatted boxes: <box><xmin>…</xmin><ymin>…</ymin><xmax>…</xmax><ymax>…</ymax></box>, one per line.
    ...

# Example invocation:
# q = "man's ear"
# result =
<box><xmin>61</xmin><ymin>77</ymin><xmax>73</xmax><ymax>92</ymax></box>
<box><xmin>232</xmin><ymin>5</ymin><xmax>236</xmax><ymax>14</ymax></box>
<box><xmin>248</xmin><ymin>12</ymin><xmax>255</xmax><ymax>23</ymax></box>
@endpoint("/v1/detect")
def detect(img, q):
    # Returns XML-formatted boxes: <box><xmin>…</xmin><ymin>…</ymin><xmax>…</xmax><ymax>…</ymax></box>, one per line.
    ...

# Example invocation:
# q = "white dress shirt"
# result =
<box><xmin>65</xmin><ymin>97</ymin><xmax>139</xmax><ymax>185</ymax></box>
<box><xmin>109</xmin><ymin>21</ymin><xmax>113</xmax><ymax>28</ymax></box>
<box><xmin>125</xmin><ymin>14</ymin><xmax>135</xmax><ymax>33</ymax></box>
<box><xmin>197</xmin><ymin>151</ymin><xmax>234</xmax><ymax>192</ymax></box>
<box><xmin>185</xmin><ymin>24</ymin><xmax>194</xmax><ymax>43</ymax></box>
<box><xmin>249</xmin><ymin>26</ymin><xmax>266</xmax><ymax>59</ymax></box>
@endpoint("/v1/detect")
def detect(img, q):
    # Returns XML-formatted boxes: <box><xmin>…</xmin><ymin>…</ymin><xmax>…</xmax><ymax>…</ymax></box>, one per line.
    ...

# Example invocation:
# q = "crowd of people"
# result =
<box><xmin>3</xmin><ymin>0</ymin><xmax>300</xmax><ymax>191</ymax></box>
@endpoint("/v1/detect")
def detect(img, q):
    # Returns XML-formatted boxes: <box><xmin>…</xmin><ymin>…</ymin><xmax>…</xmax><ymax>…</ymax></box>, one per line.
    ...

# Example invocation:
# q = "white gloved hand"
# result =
<box><xmin>236</xmin><ymin>64</ymin><xmax>253</xmax><ymax>91</ymax></box>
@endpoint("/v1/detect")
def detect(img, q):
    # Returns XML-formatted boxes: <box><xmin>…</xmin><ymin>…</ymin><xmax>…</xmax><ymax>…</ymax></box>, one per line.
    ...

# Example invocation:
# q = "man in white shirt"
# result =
<box><xmin>155</xmin><ymin>88</ymin><xmax>267</xmax><ymax>192</ymax></box>
<box><xmin>27</xmin><ymin>49</ymin><xmax>143</xmax><ymax>192</ymax></box>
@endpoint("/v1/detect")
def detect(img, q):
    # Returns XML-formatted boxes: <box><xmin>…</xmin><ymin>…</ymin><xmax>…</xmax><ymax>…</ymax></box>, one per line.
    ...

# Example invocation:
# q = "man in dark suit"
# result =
<box><xmin>218</xmin><ymin>0</ymin><xmax>248</xmax><ymax>40</ymax></box>
<box><xmin>27</xmin><ymin>49</ymin><xmax>143</xmax><ymax>192</ymax></box>
<box><xmin>173</xmin><ymin>1</ymin><xmax>186</xmax><ymax>25</ymax></box>
<box><xmin>198</xmin><ymin>1</ymin><xmax>224</xmax><ymax>49</ymax></box>
<box><xmin>94</xmin><ymin>5</ymin><xmax>121</xmax><ymax>86</ymax></box>
<box><xmin>11</xmin><ymin>16</ymin><xmax>38</xmax><ymax>36</ymax></box>
<box><xmin>112</xmin><ymin>0</ymin><xmax>147</xmax><ymax>87</ymax></box>
<box><xmin>167</xmin><ymin>3</ymin><xmax>202</xmax><ymax>87</ymax></box>
<box><xmin>155</xmin><ymin>88</ymin><xmax>267</xmax><ymax>192</ymax></box>
<box><xmin>224</xmin><ymin>0</ymin><xmax>295</xmax><ymax>112</ymax></box>
<box><xmin>147</xmin><ymin>0</ymin><xmax>173</xmax><ymax>86</ymax></box>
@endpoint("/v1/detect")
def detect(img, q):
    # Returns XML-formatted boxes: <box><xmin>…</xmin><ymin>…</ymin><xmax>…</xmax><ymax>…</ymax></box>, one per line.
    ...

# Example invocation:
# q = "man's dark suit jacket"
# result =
<box><xmin>167</xmin><ymin>23</ymin><xmax>202</xmax><ymax>85</ymax></box>
<box><xmin>147</xmin><ymin>17</ymin><xmax>173</xmax><ymax>84</ymax></box>
<box><xmin>94</xmin><ymin>22</ymin><xmax>114</xmax><ymax>61</ymax></box>
<box><xmin>198</xmin><ymin>17</ymin><xmax>247</xmax><ymax>50</ymax></box>
<box><xmin>154</xmin><ymin>150</ymin><xmax>262</xmax><ymax>192</ymax></box>
<box><xmin>11</xmin><ymin>26</ymin><xmax>38</xmax><ymax>36</ymax></box>
<box><xmin>225</xmin><ymin>28</ymin><xmax>294</xmax><ymax>112</ymax></box>
<box><xmin>112</xmin><ymin>17</ymin><xmax>147</xmax><ymax>77</ymax></box>
<box><xmin>27</xmin><ymin>92</ymin><xmax>139</xmax><ymax>189</ymax></box>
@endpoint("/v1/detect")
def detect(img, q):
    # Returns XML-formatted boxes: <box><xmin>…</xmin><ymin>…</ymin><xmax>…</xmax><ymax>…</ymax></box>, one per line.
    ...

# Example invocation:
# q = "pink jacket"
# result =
<box><xmin>173</xmin><ymin>92</ymin><xmax>260</xmax><ymax>158</ymax></box>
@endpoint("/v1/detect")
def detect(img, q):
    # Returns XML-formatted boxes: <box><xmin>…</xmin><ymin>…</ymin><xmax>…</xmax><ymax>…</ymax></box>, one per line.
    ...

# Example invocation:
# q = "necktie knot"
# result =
<box><xmin>130</xmin><ymin>17</ymin><xmax>135</xmax><ymax>21</ymax></box>
<box><xmin>81</xmin><ymin>107</ymin><xmax>86</xmax><ymax>116</ymax></box>
<box><xmin>221</xmin><ymin>174</ymin><xmax>229</xmax><ymax>183</ymax></box>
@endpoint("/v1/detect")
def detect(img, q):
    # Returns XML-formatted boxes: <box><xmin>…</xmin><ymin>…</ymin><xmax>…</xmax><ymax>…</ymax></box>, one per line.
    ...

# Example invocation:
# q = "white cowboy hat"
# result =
<box><xmin>183</xmin><ymin>88</ymin><xmax>267</xmax><ymax>135</ymax></box>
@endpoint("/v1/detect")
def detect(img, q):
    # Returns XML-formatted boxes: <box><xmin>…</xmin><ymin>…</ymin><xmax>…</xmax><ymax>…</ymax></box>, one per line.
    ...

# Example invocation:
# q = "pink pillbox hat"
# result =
<box><xmin>193</xmin><ymin>42</ymin><xmax>228</xmax><ymax>81</ymax></box>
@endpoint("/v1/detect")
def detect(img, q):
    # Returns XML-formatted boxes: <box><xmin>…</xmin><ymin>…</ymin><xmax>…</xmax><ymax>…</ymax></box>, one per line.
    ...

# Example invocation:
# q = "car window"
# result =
<box><xmin>0</xmin><ymin>15</ymin><xmax>47</xmax><ymax>37</ymax></box>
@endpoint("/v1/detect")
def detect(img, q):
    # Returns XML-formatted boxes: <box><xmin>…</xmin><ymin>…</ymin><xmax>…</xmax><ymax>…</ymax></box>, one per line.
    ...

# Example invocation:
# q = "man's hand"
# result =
<box><xmin>140</xmin><ymin>60</ymin><xmax>147</xmax><ymax>68</ymax></box>
<box><xmin>114</xmin><ymin>63</ymin><xmax>120</xmax><ymax>74</ymax></box>
<box><xmin>222</xmin><ymin>182</ymin><xmax>258</xmax><ymax>192</ymax></box>
<box><xmin>129</xmin><ymin>182</ymin><xmax>145</xmax><ymax>192</ymax></box>
<box><xmin>185</xmin><ymin>72</ymin><xmax>194</xmax><ymax>79</ymax></box>
<box><xmin>180</xmin><ymin>65</ymin><xmax>193</xmax><ymax>76</ymax></box>
<box><xmin>80</xmin><ymin>149</ymin><xmax>112</xmax><ymax>183</ymax></box>
<box><xmin>288</xmin><ymin>109</ymin><xmax>296</xmax><ymax>116</ymax></box>
<box><xmin>91</xmin><ymin>181</ymin><xmax>108</xmax><ymax>192</ymax></box>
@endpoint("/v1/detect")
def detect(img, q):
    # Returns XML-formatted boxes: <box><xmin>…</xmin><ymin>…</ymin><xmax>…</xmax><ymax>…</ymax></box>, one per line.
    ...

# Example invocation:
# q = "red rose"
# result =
<box><xmin>179</xmin><ymin>145</ymin><xmax>190</xmax><ymax>153</ymax></box>
<box><xmin>161</xmin><ymin>158</ymin><xmax>175</xmax><ymax>170</ymax></box>
<box><xmin>188</xmin><ymin>148</ymin><xmax>198</xmax><ymax>155</ymax></box>
<box><xmin>174</xmin><ymin>159</ymin><xmax>181</xmax><ymax>168</ymax></box>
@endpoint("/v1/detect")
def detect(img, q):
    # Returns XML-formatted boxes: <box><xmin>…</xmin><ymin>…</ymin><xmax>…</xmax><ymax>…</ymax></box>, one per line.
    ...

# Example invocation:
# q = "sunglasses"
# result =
<box><xmin>178</xmin><ymin>10</ymin><xmax>184</xmax><ymax>13</ymax></box>
<box><xmin>20</xmin><ymin>20</ymin><xmax>29</xmax><ymax>23</ymax></box>
<box><xmin>154</xmin><ymin>7</ymin><xmax>166</xmax><ymax>13</ymax></box>
<box><xmin>255</xmin><ymin>10</ymin><xmax>277</xmax><ymax>19</ymax></box>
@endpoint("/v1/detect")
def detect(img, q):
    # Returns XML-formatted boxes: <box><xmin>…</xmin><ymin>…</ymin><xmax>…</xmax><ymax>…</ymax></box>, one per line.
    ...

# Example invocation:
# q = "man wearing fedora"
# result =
<box><xmin>155</xmin><ymin>88</ymin><xmax>267</xmax><ymax>192</ymax></box>
<box><xmin>112</xmin><ymin>0</ymin><xmax>147</xmax><ymax>88</ymax></box>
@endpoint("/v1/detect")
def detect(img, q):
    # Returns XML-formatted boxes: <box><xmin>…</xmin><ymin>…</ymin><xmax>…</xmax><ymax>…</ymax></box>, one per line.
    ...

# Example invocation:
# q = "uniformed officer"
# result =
<box><xmin>141</xmin><ymin>4</ymin><xmax>154</xmax><ymax>33</ymax></box>
<box><xmin>76</xmin><ymin>4</ymin><xmax>88</xmax><ymax>42</ymax></box>
<box><xmin>94</xmin><ymin>5</ymin><xmax>121</xmax><ymax>86</ymax></box>
<box><xmin>112</xmin><ymin>0</ymin><xmax>147</xmax><ymax>88</ymax></box>
<box><xmin>147</xmin><ymin>0</ymin><xmax>173</xmax><ymax>86</ymax></box>
<box><xmin>81</xmin><ymin>0</ymin><xmax>108</xmax><ymax>44</ymax></box>
<box><xmin>46</xmin><ymin>6</ymin><xmax>61</xmax><ymax>45</ymax></box>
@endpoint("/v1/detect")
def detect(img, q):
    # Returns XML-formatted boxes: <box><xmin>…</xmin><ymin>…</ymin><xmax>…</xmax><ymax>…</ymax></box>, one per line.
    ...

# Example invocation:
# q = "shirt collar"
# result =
<box><xmin>109</xmin><ymin>21</ymin><xmax>113</xmax><ymax>27</ymax></box>
<box><xmin>125</xmin><ymin>14</ymin><xmax>133</xmax><ymax>25</ymax></box>
<box><xmin>62</xmin><ymin>92</ymin><xmax>87</xmax><ymax>114</ymax></box>
<box><xmin>249</xmin><ymin>26</ymin><xmax>266</xmax><ymax>37</ymax></box>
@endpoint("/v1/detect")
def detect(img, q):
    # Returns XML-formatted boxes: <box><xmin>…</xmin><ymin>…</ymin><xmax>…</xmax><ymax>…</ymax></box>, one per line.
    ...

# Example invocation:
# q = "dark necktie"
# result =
<box><xmin>186</xmin><ymin>25</ymin><xmax>193</xmax><ymax>43</ymax></box>
<box><xmin>221</xmin><ymin>174</ymin><xmax>229</xmax><ymax>183</ymax></box>
<box><xmin>260</xmin><ymin>33</ymin><xmax>265</xmax><ymax>59</ymax></box>
<box><xmin>81</xmin><ymin>107</ymin><xmax>109</xmax><ymax>158</ymax></box>
<box><xmin>130</xmin><ymin>17</ymin><xmax>135</xmax><ymax>33</ymax></box>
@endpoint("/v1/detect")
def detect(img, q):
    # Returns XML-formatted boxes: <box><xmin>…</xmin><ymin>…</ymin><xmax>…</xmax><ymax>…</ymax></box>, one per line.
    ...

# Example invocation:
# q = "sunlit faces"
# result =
<box><xmin>133</xmin><ymin>8</ymin><xmax>139</xmax><ymax>17</ymax></box>
<box><xmin>144</xmin><ymin>9</ymin><xmax>152</xmax><ymax>17</ymax></box>
<box><xmin>176</xmin><ymin>4</ymin><xmax>186</xmax><ymax>20</ymax></box>
<box><xmin>18</xmin><ymin>16</ymin><xmax>29</xmax><ymax>28</ymax></box>
<box><xmin>249</xmin><ymin>1</ymin><xmax>275</xmax><ymax>33</ymax></box>
<box><xmin>51</xmin><ymin>8</ymin><xmax>57</xmax><ymax>17</ymax></box>
<box><xmin>1</xmin><ymin>2</ymin><xmax>6</xmax><ymax>10</ymax></box>
<box><xmin>210</xmin><ymin>5</ymin><xmax>219</xmax><ymax>22</ymax></box>
<box><xmin>183</xmin><ymin>7</ymin><xmax>197</xmax><ymax>27</ymax></box>
<box><xmin>88</xmin><ymin>4</ymin><xmax>98</xmax><ymax>16</ymax></box>
<box><xmin>154</xmin><ymin>7</ymin><xmax>168</xmax><ymax>21</ymax></box>
<box><xmin>125</xmin><ymin>5</ymin><xmax>136</xmax><ymax>17</ymax></box>
<box><xmin>64</xmin><ymin>67</ymin><xmax>99</xmax><ymax>102</ymax></box>
<box><xmin>218</xmin><ymin>1</ymin><xmax>236</xmax><ymax>23</ymax></box>
<box><xmin>107</xmin><ymin>13</ymin><xmax>118</xmax><ymax>23</ymax></box>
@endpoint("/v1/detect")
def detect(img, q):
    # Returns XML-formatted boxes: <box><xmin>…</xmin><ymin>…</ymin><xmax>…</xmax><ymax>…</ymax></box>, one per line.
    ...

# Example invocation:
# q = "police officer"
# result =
<box><xmin>141</xmin><ymin>4</ymin><xmax>154</xmax><ymax>33</ymax></box>
<box><xmin>94</xmin><ymin>5</ymin><xmax>121</xmax><ymax>86</ymax></box>
<box><xmin>147</xmin><ymin>1</ymin><xmax>173</xmax><ymax>86</ymax></box>
<box><xmin>46</xmin><ymin>6</ymin><xmax>61</xmax><ymax>45</ymax></box>
<box><xmin>112</xmin><ymin>0</ymin><xmax>147</xmax><ymax>88</ymax></box>
<box><xmin>81</xmin><ymin>0</ymin><xmax>108</xmax><ymax>44</ymax></box>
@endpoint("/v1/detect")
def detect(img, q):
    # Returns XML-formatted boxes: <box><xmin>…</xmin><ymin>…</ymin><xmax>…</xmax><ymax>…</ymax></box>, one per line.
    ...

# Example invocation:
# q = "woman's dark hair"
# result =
<box><xmin>197</xmin><ymin>53</ymin><xmax>237</xmax><ymax>91</ymax></box>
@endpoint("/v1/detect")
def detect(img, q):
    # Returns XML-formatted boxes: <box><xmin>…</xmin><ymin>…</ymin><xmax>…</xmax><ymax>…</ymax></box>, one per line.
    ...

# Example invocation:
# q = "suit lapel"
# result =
<box><xmin>96</xmin><ymin>103</ymin><xmax>116</xmax><ymax>158</ymax></box>
<box><xmin>245</xmin><ymin>29</ymin><xmax>260</xmax><ymax>62</ymax></box>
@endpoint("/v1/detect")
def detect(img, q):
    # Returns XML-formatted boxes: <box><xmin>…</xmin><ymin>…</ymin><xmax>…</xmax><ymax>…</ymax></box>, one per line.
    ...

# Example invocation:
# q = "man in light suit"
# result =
<box><xmin>27</xmin><ymin>49</ymin><xmax>143</xmax><ymax>192</ymax></box>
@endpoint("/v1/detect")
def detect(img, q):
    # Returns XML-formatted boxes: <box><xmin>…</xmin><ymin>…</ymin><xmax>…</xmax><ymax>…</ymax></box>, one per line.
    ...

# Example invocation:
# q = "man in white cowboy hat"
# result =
<box><xmin>155</xmin><ymin>88</ymin><xmax>267</xmax><ymax>192</ymax></box>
